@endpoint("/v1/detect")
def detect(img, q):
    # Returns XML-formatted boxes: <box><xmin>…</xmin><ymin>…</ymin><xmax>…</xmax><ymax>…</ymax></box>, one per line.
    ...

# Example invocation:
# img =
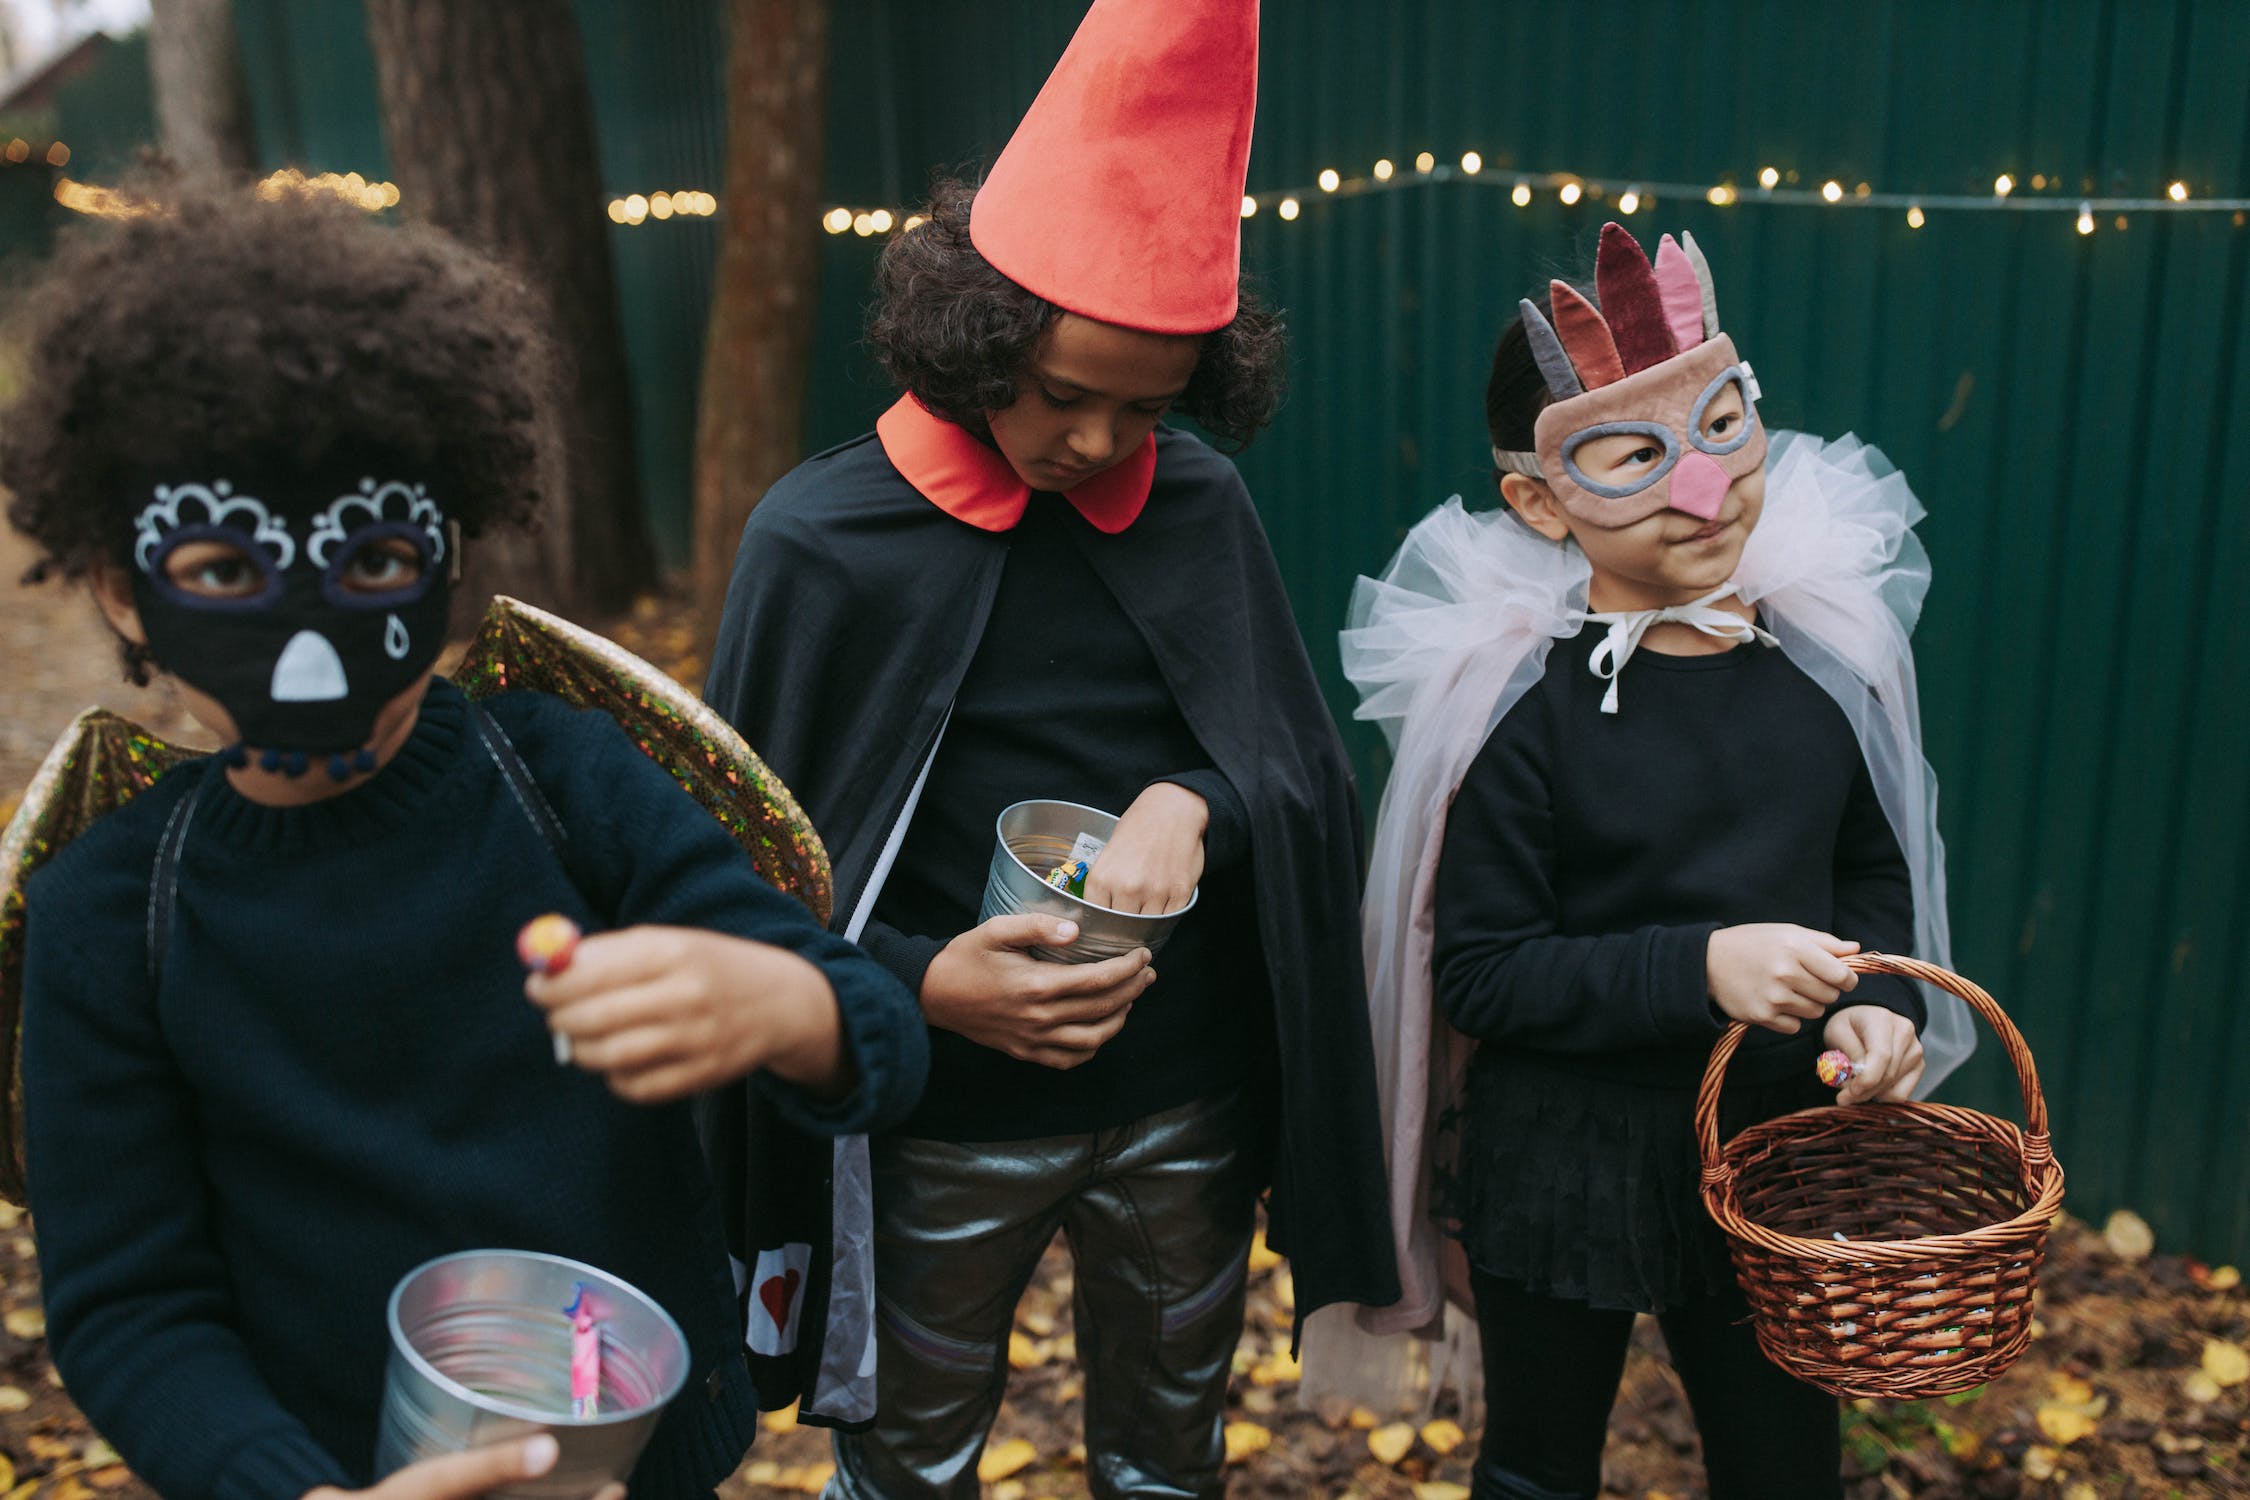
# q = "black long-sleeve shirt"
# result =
<box><xmin>22</xmin><ymin>681</ymin><xmax>928</xmax><ymax>1500</ymax></box>
<box><xmin>1434</xmin><ymin>626</ymin><xmax>1922</xmax><ymax>1088</ymax></box>
<box><xmin>864</xmin><ymin>490</ymin><xmax>1264</xmax><ymax>1140</ymax></box>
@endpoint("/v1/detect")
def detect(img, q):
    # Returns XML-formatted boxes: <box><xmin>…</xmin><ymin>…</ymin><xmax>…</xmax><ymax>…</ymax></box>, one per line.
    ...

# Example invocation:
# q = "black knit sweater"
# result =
<box><xmin>22</xmin><ymin>680</ymin><xmax>926</xmax><ymax>1500</ymax></box>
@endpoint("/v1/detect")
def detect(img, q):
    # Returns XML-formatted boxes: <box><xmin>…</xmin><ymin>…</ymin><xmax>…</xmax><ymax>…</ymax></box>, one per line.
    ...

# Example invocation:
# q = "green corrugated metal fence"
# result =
<box><xmin>30</xmin><ymin>0</ymin><xmax>2250</xmax><ymax>1260</ymax></box>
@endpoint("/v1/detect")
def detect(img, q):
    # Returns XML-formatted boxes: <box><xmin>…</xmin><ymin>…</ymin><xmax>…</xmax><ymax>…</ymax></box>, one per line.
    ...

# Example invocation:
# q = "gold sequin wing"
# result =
<box><xmin>0</xmin><ymin>711</ymin><xmax>198</xmax><ymax>1203</ymax></box>
<box><xmin>452</xmin><ymin>596</ymin><xmax>833</xmax><ymax>926</ymax></box>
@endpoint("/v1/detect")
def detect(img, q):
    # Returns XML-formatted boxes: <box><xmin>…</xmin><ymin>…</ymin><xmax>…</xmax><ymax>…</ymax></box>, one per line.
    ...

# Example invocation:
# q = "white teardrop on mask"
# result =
<box><xmin>384</xmin><ymin>613</ymin><xmax>410</xmax><ymax>661</ymax></box>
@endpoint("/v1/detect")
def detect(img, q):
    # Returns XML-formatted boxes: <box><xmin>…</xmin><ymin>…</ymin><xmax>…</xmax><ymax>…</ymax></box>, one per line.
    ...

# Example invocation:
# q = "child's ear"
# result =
<box><xmin>1499</xmin><ymin>473</ymin><xmax>1573</xmax><ymax>542</ymax></box>
<box><xmin>87</xmin><ymin>563</ymin><xmax>149</xmax><ymax>647</ymax></box>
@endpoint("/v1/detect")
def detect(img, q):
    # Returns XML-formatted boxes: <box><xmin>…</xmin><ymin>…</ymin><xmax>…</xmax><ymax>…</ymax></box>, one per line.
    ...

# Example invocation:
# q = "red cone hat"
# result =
<box><xmin>969</xmin><ymin>0</ymin><xmax>1258</xmax><ymax>335</ymax></box>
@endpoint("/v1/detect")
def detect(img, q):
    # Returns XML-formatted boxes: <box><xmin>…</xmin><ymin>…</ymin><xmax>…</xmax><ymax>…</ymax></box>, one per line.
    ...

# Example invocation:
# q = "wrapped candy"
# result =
<box><xmin>564</xmin><ymin>1281</ymin><xmax>602</xmax><ymax>1419</ymax></box>
<box><xmin>517</xmin><ymin>913</ymin><xmax>581</xmax><ymax>975</ymax></box>
<box><xmin>1816</xmin><ymin>1049</ymin><xmax>1857</xmax><ymax>1088</ymax></box>
<box><xmin>1045</xmin><ymin>859</ymin><xmax>1089</xmax><ymax>897</ymax></box>
<box><xmin>517</xmin><ymin>914</ymin><xmax>582</xmax><ymax>1064</ymax></box>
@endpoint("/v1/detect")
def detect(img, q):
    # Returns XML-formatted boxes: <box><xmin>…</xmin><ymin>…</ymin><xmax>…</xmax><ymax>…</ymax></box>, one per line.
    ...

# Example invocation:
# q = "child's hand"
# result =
<box><xmin>1823</xmin><ymin>1005</ymin><xmax>1925</xmax><ymax>1104</ymax></box>
<box><xmin>1082</xmin><ymin>782</ymin><xmax>1207</xmax><ymax>915</ymax></box>
<box><xmin>1705</xmin><ymin>924</ymin><xmax>1859</xmax><ymax>1034</ymax></box>
<box><xmin>921</xmin><ymin>914</ymin><xmax>1152</xmax><ymax>1069</ymax></box>
<box><xmin>526</xmin><ymin>927</ymin><xmax>845</xmax><ymax>1104</ymax></box>
<box><xmin>303</xmin><ymin>1436</ymin><xmax>624</xmax><ymax>1500</ymax></box>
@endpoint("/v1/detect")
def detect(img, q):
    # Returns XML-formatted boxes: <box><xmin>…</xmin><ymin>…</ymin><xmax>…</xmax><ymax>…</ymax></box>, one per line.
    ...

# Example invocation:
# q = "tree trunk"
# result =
<box><xmin>147</xmin><ymin>0</ymin><xmax>258</xmax><ymax>174</ymax></box>
<box><xmin>364</xmin><ymin>0</ymin><xmax>657</xmax><ymax>619</ymax></box>
<box><xmin>692</xmin><ymin>0</ymin><xmax>830</xmax><ymax>636</ymax></box>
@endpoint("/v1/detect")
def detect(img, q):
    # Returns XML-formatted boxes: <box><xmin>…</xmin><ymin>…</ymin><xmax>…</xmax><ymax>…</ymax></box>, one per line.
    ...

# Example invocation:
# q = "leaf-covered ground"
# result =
<box><xmin>1</xmin><ymin>568</ymin><xmax>2242</xmax><ymax>1498</ymax></box>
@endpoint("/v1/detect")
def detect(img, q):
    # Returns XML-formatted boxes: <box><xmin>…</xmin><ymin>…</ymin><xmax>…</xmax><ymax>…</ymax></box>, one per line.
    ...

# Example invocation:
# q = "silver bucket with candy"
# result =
<box><xmin>978</xmin><ymin>799</ymin><xmax>1198</xmax><ymax>964</ymax></box>
<box><xmin>375</xmin><ymin>1249</ymin><xmax>689</xmax><ymax>1499</ymax></box>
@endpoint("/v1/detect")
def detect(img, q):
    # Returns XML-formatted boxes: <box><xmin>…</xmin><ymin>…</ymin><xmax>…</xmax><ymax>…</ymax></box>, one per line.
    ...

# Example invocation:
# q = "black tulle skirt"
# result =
<box><xmin>1442</xmin><ymin>1046</ymin><xmax>1832</xmax><ymax>1315</ymax></box>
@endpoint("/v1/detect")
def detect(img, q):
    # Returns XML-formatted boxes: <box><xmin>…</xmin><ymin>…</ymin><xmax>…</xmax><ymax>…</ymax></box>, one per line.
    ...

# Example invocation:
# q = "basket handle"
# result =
<box><xmin>1694</xmin><ymin>952</ymin><xmax>2052</xmax><ymax>1191</ymax></box>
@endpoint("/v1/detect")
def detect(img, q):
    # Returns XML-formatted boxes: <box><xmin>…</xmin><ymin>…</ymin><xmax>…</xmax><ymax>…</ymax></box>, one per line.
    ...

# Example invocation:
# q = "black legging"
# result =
<box><xmin>1469</xmin><ymin>1268</ymin><xmax>1843</xmax><ymax>1500</ymax></box>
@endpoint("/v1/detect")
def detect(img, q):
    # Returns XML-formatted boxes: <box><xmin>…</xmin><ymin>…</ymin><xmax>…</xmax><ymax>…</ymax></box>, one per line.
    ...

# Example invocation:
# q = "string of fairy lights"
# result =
<box><xmin>15</xmin><ymin>134</ymin><xmax>2245</xmax><ymax>238</ymax></box>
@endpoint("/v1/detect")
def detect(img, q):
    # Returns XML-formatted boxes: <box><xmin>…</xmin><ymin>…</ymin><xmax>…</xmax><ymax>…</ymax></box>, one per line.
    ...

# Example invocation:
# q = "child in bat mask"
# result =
<box><xmin>1323</xmin><ymin>223</ymin><xmax>1974</xmax><ymax>1499</ymax></box>
<box><xmin>0</xmin><ymin>179</ymin><xmax>925</xmax><ymax>1500</ymax></box>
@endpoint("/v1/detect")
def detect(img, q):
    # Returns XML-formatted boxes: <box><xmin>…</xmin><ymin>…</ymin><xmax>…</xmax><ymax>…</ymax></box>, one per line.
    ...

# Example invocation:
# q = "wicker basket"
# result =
<box><xmin>1695</xmin><ymin>953</ymin><xmax>2066</xmax><ymax>1399</ymax></box>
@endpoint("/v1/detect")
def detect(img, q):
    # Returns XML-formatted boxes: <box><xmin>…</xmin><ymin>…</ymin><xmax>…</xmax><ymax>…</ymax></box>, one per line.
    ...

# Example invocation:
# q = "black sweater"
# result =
<box><xmin>22</xmin><ymin>680</ymin><xmax>927</xmax><ymax>1500</ymax></box>
<box><xmin>864</xmin><ymin>491</ymin><xmax>1261</xmax><ymax>1140</ymax></box>
<box><xmin>1434</xmin><ymin>627</ymin><xmax>1922</xmax><ymax>1088</ymax></box>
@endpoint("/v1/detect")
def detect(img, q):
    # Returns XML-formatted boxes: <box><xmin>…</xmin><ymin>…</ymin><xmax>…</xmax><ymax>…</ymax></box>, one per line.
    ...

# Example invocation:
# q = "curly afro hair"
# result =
<box><xmin>1</xmin><ymin>175</ymin><xmax>559</xmax><ymax>601</ymax></box>
<box><xmin>865</xmin><ymin>178</ymin><xmax>1286</xmax><ymax>452</ymax></box>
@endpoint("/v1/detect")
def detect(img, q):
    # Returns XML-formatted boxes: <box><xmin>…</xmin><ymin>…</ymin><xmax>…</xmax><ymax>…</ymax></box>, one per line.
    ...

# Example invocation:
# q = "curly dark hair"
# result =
<box><xmin>1</xmin><ymin>175</ymin><xmax>558</xmax><ymax>625</ymax></box>
<box><xmin>866</xmin><ymin>177</ymin><xmax>1285</xmax><ymax>452</ymax></box>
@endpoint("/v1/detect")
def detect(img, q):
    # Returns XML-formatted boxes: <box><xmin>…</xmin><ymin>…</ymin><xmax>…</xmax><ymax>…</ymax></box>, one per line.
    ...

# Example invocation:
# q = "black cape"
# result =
<box><xmin>700</xmin><ymin>424</ymin><xmax>1398</xmax><ymax>1425</ymax></box>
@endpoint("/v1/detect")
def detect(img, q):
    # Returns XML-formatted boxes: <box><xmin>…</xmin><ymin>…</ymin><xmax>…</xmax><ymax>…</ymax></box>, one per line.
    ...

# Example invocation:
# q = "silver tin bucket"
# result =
<box><xmin>376</xmin><ymin>1249</ymin><xmax>690</xmax><ymax>1499</ymax></box>
<box><xmin>977</xmin><ymin>799</ymin><xmax>1197</xmax><ymax>964</ymax></box>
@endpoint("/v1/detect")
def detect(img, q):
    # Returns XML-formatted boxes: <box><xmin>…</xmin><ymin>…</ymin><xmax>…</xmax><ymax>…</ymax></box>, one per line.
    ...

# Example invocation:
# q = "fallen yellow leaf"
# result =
<box><xmin>2047</xmin><ymin>1371</ymin><xmax>2095</xmax><ymax>1406</ymax></box>
<box><xmin>2036</xmin><ymin>1404</ymin><xmax>2098</xmax><ymax>1447</ymax></box>
<box><xmin>991</xmin><ymin>1483</ymin><xmax>1027</xmax><ymax>1500</ymax></box>
<box><xmin>3</xmin><ymin>1308</ymin><xmax>45</xmax><ymax>1341</ymax></box>
<box><xmin>978</xmin><ymin>1438</ymin><xmax>1038</xmax><ymax>1483</ymax></box>
<box><xmin>81</xmin><ymin>1443</ymin><xmax>122</xmax><ymax>1473</ymax></box>
<box><xmin>2203</xmin><ymin>1339</ymin><xmax>2249</xmax><ymax>1387</ymax></box>
<box><xmin>2183</xmin><ymin>1370</ymin><xmax>2223</xmax><ymax>1404</ymax></box>
<box><xmin>2102</xmin><ymin>1208</ymin><xmax>2154</xmax><ymax>1262</ymax></box>
<box><xmin>1019</xmin><ymin>1309</ymin><xmax>1056</xmax><ymax>1337</ymax></box>
<box><xmin>2</xmin><ymin>1477</ymin><xmax>35</xmax><ymax>1500</ymax></box>
<box><xmin>1347</xmin><ymin>1405</ymin><xmax>1379</xmax><ymax>1429</ymax></box>
<box><xmin>1367</xmin><ymin>1422</ymin><xmax>1417</xmax><ymax>1466</ymax></box>
<box><xmin>1420</xmin><ymin>1418</ymin><xmax>1466</xmax><ymax>1456</ymax></box>
<box><xmin>2209</xmin><ymin>1264</ymin><xmax>2242</xmax><ymax>1291</ymax></box>
<box><xmin>743</xmin><ymin>1462</ymin><xmax>780</xmax><ymax>1484</ymax></box>
<box><xmin>2022</xmin><ymin>1445</ymin><xmax>2060</xmax><ymax>1481</ymax></box>
<box><xmin>761</xmin><ymin>1402</ymin><xmax>799</xmax><ymax>1434</ymax></box>
<box><xmin>1270</xmin><ymin>1268</ymin><xmax>1295</xmax><ymax>1310</ymax></box>
<box><xmin>2064</xmin><ymin>1485</ymin><xmax>2100</xmax><ymax>1500</ymax></box>
<box><xmin>1223</xmin><ymin>1421</ymin><xmax>1273</xmax><ymax>1463</ymax></box>
<box><xmin>0</xmin><ymin>1204</ymin><xmax>19</xmax><ymax>1230</ymax></box>
<box><xmin>0</xmin><ymin>1386</ymin><xmax>24</xmax><ymax>1413</ymax></box>
<box><xmin>0</xmin><ymin>1459</ymin><xmax>12</xmax><ymax>1495</ymax></box>
<box><xmin>1412</xmin><ymin>1485</ymin><xmax>1471</xmax><ymax>1500</ymax></box>
<box><xmin>783</xmin><ymin>1464</ymin><xmax>834</xmax><ymax>1495</ymax></box>
<box><xmin>50</xmin><ymin>1480</ymin><xmax>94</xmax><ymax>1500</ymax></box>
<box><xmin>1247</xmin><ymin>1232</ymin><xmax>1283</xmax><ymax>1273</ymax></box>
<box><xmin>1007</xmin><ymin>1332</ymin><xmax>1044</xmax><ymax>1370</ymax></box>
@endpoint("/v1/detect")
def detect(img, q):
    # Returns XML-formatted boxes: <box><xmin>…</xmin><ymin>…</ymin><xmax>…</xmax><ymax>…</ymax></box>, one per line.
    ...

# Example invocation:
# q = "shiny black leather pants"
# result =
<box><xmin>826</xmin><ymin>1091</ymin><xmax>1256</xmax><ymax>1500</ymax></box>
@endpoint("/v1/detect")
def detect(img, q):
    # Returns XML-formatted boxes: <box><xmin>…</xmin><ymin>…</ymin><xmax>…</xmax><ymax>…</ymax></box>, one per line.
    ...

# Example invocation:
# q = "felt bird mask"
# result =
<box><xmin>1498</xmin><ymin>222</ymin><xmax>1768</xmax><ymax>528</ymax></box>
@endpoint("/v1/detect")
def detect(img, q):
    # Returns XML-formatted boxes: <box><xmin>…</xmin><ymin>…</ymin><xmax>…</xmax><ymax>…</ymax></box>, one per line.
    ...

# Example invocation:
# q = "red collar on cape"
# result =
<box><xmin>875</xmin><ymin>395</ymin><xmax>1157</xmax><ymax>535</ymax></box>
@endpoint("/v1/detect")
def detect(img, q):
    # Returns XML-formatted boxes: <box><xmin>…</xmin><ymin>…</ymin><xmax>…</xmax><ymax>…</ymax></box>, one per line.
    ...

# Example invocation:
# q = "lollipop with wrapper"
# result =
<box><xmin>518</xmin><ymin>914</ymin><xmax>583</xmax><ymax>1064</ymax></box>
<box><xmin>1816</xmin><ymin>1049</ymin><xmax>1858</xmax><ymax>1088</ymax></box>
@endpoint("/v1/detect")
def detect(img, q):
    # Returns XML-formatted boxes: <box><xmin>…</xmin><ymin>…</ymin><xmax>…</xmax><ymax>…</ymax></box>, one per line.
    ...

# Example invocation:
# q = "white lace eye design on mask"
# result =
<box><xmin>133</xmin><ymin>482</ymin><xmax>297</xmax><ymax>608</ymax></box>
<box><xmin>307</xmin><ymin>479</ymin><xmax>448</xmax><ymax>609</ymax></box>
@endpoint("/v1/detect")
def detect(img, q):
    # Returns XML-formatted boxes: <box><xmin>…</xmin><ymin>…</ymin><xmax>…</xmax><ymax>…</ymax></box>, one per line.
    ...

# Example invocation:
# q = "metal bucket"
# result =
<box><xmin>376</xmin><ymin>1249</ymin><xmax>690</xmax><ymax>1499</ymax></box>
<box><xmin>977</xmin><ymin>799</ymin><xmax>1198</xmax><ymax>964</ymax></box>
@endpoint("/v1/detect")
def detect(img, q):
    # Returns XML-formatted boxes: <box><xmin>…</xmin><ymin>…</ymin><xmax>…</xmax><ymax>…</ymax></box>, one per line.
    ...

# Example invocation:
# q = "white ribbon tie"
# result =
<box><xmin>1584</xmin><ymin>585</ymin><xmax>1778</xmax><ymax>714</ymax></box>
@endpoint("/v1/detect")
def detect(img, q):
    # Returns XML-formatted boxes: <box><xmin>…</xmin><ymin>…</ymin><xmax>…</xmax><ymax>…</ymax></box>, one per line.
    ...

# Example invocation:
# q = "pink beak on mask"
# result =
<box><xmin>1668</xmin><ymin>450</ymin><xmax>1731</xmax><ymax>522</ymax></box>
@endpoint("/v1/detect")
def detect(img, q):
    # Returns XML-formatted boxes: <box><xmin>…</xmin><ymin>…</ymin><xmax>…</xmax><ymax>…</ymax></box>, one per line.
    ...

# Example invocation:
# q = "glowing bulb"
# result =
<box><xmin>1821</xmin><ymin>180</ymin><xmax>1843</xmax><ymax>202</ymax></box>
<box><xmin>852</xmin><ymin>213</ymin><xmax>875</xmax><ymax>236</ymax></box>
<box><xmin>870</xmin><ymin>208</ymin><xmax>894</xmax><ymax>233</ymax></box>
<box><xmin>607</xmin><ymin>199</ymin><xmax>628</xmax><ymax>224</ymax></box>
<box><xmin>903</xmin><ymin>213</ymin><xmax>927</xmax><ymax>232</ymax></box>
<box><xmin>1318</xmin><ymin>168</ymin><xmax>1340</xmax><ymax>192</ymax></box>
<box><xmin>380</xmin><ymin>181</ymin><xmax>401</xmax><ymax>208</ymax></box>
<box><xmin>2115</xmin><ymin>214</ymin><xmax>2128</xmax><ymax>231</ymax></box>
<box><xmin>2031</xmin><ymin>173</ymin><xmax>2047</xmax><ymax>190</ymax></box>
<box><xmin>3</xmin><ymin>139</ymin><xmax>27</xmax><ymax>163</ymax></box>
<box><xmin>2168</xmin><ymin>180</ymin><xmax>2189</xmax><ymax>202</ymax></box>
<box><xmin>1373</xmin><ymin>158</ymin><xmax>1394</xmax><ymax>181</ymax></box>
<box><xmin>1758</xmin><ymin>166</ymin><xmax>1779</xmax><ymax>189</ymax></box>
<box><xmin>1705</xmin><ymin>184</ymin><xmax>1734</xmax><ymax>206</ymax></box>
<box><xmin>823</xmin><ymin>207</ymin><xmax>851</xmax><ymax>234</ymax></box>
<box><xmin>45</xmin><ymin>142</ymin><xmax>69</xmax><ymax>167</ymax></box>
<box><xmin>1854</xmin><ymin>182</ymin><xmax>1871</xmax><ymax>197</ymax></box>
<box><xmin>1278</xmin><ymin>196</ymin><xmax>1300</xmax><ymax>221</ymax></box>
<box><xmin>623</xmin><ymin>193</ymin><xmax>649</xmax><ymax>222</ymax></box>
<box><xmin>1240</xmin><ymin>194</ymin><xmax>1257</xmax><ymax>218</ymax></box>
<box><xmin>2076</xmin><ymin>202</ymin><xmax>2096</xmax><ymax>235</ymax></box>
<box><xmin>1414</xmin><ymin>151</ymin><xmax>1435</xmax><ymax>173</ymax></box>
<box><xmin>1460</xmin><ymin>151</ymin><xmax>1482</xmax><ymax>175</ymax></box>
<box><xmin>650</xmin><ymin>192</ymin><xmax>674</xmax><ymax>219</ymax></box>
<box><xmin>1511</xmin><ymin>182</ymin><xmax>1532</xmax><ymax>207</ymax></box>
<box><xmin>1994</xmin><ymin>173</ymin><xmax>2014</xmax><ymax>197</ymax></box>
<box><xmin>1559</xmin><ymin>181</ymin><xmax>1582</xmax><ymax>205</ymax></box>
<box><xmin>1906</xmin><ymin>204</ymin><xmax>1925</xmax><ymax>229</ymax></box>
<box><xmin>1617</xmin><ymin>188</ymin><xmax>1640</xmax><ymax>214</ymax></box>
